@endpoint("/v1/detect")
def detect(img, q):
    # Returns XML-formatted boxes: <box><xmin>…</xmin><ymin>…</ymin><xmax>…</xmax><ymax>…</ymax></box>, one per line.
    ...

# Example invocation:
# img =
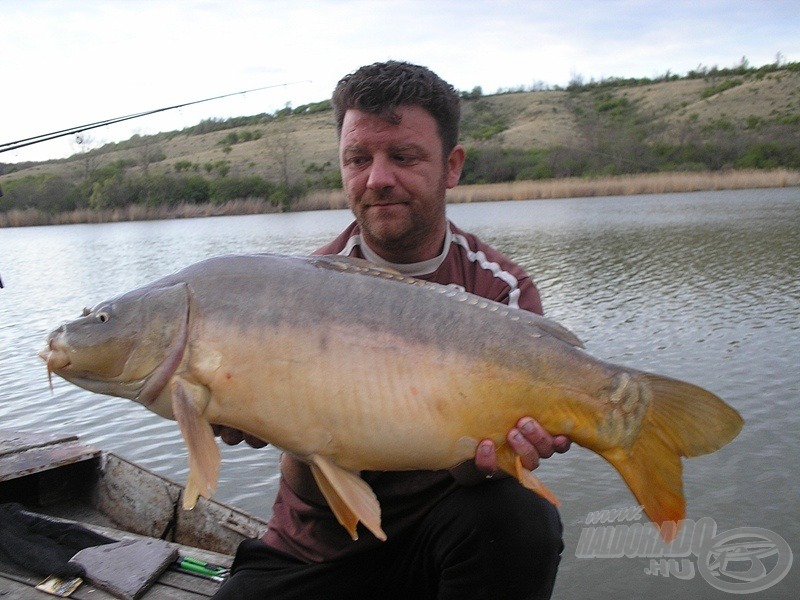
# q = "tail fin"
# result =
<box><xmin>601</xmin><ymin>373</ymin><xmax>743</xmax><ymax>540</ymax></box>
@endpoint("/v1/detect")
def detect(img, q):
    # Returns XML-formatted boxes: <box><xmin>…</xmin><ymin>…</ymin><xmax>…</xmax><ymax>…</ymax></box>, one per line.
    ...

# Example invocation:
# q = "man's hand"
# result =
<box><xmin>476</xmin><ymin>417</ymin><xmax>570</xmax><ymax>475</ymax></box>
<box><xmin>211</xmin><ymin>425</ymin><xmax>268</xmax><ymax>448</ymax></box>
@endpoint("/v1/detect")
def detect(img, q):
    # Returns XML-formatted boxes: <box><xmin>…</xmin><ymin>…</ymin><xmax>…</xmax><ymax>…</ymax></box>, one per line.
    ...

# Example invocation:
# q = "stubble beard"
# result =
<box><xmin>353</xmin><ymin>180</ymin><xmax>448</xmax><ymax>261</ymax></box>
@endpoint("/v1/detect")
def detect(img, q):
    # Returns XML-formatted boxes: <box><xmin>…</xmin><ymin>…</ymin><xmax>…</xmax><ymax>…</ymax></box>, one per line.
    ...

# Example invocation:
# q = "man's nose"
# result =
<box><xmin>366</xmin><ymin>156</ymin><xmax>396</xmax><ymax>190</ymax></box>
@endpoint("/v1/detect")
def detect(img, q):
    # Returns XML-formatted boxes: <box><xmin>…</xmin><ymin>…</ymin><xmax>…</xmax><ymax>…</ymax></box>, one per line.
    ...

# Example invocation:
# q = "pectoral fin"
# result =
<box><xmin>171</xmin><ymin>378</ymin><xmax>220</xmax><ymax>509</ymax></box>
<box><xmin>496</xmin><ymin>446</ymin><xmax>560</xmax><ymax>507</ymax></box>
<box><xmin>308</xmin><ymin>454</ymin><xmax>386</xmax><ymax>542</ymax></box>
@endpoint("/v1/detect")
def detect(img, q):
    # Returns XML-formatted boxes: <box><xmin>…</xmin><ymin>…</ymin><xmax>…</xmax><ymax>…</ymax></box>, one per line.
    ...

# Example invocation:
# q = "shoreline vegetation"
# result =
<box><xmin>2</xmin><ymin>168</ymin><xmax>797</xmax><ymax>228</ymax></box>
<box><xmin>4</xmin><ymin>59</ymin><xmax>799</xmax><ymax>228</ymax></box>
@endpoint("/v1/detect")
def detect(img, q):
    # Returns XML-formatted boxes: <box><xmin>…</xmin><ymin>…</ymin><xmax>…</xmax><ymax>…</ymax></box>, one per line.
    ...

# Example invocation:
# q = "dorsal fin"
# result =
<box><xmin>519</xmin><ymin>312</ymin><xmax>585</xmax><ymax>348</ymax></box>
<box><xmin>312</xmin><ymin>255</ymin><xmax>405</xmax><ymax>278</ymax></box>
<box><xmin>310</xmin><ymin>255</ymin><xmax>584</xmax><ymax>348</ymax></box>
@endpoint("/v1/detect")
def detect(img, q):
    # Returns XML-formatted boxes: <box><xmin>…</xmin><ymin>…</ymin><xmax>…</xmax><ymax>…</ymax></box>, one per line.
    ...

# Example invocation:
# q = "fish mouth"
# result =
<box><xmin>39</xmin><ymin>338</ymin><xmax>71</xmax><ymax>391</ymax></box>
<box><xmin>39</xmin><ymin>335</ymin><xmax>146</xmax><ymax>400</ymax></box>
<box><xmin>39</xmin><ymin>346</ymin><xmax>71</xmax><ymax>371</ymax></box>
<box><xmin>40</xmin><ymin>341</ymin><xmax>149</xmax><ymax>400</ymax></box>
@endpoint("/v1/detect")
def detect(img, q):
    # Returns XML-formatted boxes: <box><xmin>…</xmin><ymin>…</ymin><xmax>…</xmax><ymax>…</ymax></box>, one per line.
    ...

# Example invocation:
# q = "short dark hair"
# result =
<box><xmin>332</xmin><ymin>61</ymin><xmax>461</xmax><ymax>155</ymax></box>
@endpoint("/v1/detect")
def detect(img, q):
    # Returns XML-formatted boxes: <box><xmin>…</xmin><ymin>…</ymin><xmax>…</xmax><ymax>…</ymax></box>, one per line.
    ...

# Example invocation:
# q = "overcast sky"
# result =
<box><xmin>4</xmin><ymin>0</ymin><xmax>799</xmax><ymax>163</ymax></box>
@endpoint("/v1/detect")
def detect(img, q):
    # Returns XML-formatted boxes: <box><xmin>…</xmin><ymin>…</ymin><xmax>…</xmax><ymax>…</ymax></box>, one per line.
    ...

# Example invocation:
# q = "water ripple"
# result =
<box><xmin>2</xmin><ymin>190</ymin><xmax>799</xmax><ymax>595</ymax></box>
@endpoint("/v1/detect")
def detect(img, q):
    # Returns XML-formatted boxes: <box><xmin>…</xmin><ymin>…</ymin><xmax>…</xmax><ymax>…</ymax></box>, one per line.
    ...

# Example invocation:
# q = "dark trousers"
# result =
<box><xmin>213</xmin><ymin>479</ymin><xmax>563</xmax><ymax>600</ymax></box>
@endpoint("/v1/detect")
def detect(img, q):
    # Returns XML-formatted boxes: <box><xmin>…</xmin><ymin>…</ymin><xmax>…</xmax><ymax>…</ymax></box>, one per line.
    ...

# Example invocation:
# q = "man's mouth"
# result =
<box><xmin>368</xmin><ymin>199</ymin><xmax>408</xmax><ymax>208</ymax></box>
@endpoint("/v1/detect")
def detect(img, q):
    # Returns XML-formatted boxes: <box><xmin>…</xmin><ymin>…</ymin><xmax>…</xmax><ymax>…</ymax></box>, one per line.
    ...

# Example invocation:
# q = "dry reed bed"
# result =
<box><xmin>445</xmin><ymin>169</ymin><xmax>800</xmax><ymax>203</ymax></box>
<box><xmin>0</xmin><ymin>198</ymin><xmax>281</xmax><ymax>227</ymax></box>
<box><xmin>3</xmin><ymin>169</ymin><xmax>798</xmax><ymax>227</ymax></box>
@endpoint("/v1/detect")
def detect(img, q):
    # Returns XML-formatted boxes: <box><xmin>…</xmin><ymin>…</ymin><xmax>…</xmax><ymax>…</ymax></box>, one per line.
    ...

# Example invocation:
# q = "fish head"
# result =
<box><xmin>40</xmin><ymin>282</ymin><xmax>189</xmax><ymax>418</ymax></box>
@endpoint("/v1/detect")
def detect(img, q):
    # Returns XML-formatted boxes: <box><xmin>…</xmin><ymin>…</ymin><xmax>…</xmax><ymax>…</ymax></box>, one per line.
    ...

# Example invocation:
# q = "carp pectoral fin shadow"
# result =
<box><xmin>309</xmin><ymin>454</ymin><xmax>386</xmax><ymax>542</ymax></box>
<box><xmin>171</xmin><ymin>379</ymin><xmax>220</xmax><ymax>510</ymax></box>
<box><xmin>496</xmin><ymin>446</ymin><xmax>560</xmax><ymax>506</ymax></box>
<box><xmin>601</xmin><ymin>373</ymin><xmax>744</xmax><ymax>541</ymax></box>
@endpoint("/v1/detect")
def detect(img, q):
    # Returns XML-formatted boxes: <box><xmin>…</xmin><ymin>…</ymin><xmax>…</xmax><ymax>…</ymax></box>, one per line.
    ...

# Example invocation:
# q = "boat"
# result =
<box><xmin>0</xmin><ymin>429</ymin><xmax>268</xmax><ymax>598</ymax></box>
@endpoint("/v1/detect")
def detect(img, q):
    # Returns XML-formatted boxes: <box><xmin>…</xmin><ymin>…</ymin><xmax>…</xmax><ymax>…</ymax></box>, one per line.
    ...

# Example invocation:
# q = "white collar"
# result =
<box><xmin>356</xmin><ymin>225</ymin><xmax>453</xmax><ymax>277</ymax></box>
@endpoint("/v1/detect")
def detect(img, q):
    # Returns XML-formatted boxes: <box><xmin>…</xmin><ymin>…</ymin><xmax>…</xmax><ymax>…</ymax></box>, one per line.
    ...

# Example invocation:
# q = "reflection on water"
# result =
<box><xmin>1</xmin><ymin>188</ymin><xmax>798</xmax><ymax>598</ymax></box>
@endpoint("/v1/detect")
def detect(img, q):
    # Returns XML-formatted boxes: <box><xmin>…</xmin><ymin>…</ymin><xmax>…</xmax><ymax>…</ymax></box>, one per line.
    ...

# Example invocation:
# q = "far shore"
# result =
<box><xmin>2</xmin><ymin>169</ymin><xmax>798</xmax><ymax>228</ymax></box>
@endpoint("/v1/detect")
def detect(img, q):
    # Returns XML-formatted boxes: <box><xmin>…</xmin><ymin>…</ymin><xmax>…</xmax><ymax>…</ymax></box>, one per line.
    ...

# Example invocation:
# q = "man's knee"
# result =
<box><xmin>427</xmin><ymin>480</ymin><xmax>563</xmax><ymax>598</ymax></box>
<box><xmin>465</xmin><ymin>480</ymin><xmax>563</xmax><ymax>555</ymax></box>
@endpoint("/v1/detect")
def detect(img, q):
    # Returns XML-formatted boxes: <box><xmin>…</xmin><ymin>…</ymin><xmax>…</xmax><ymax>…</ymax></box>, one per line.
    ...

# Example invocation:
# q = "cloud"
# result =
<box><xmin>3</xmin><ymin>0</ymin><xmax>798</xmax><ymax>163</ymax></box>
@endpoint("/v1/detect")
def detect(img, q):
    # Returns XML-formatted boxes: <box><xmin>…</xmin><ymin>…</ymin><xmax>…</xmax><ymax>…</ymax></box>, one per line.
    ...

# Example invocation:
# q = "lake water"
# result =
<box><xmin>1</xmin><ymin>188</ymin><xmax>798</xmax><ymax>598</ymax></box>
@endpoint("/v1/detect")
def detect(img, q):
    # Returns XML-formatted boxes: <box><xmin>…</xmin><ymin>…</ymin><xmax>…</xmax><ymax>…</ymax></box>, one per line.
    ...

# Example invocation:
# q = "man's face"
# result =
<box><xmin>339</xmin><ymin>105</ymin><xmax>464</xmax><ymax>263</ymax></box>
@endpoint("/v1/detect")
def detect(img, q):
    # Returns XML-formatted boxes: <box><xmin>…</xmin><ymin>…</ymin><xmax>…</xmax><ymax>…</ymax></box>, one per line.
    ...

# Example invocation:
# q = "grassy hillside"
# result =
<box><xmin>2</xmin><ymin>61</ymin><xmax>799</xmax><ymax>225</ymax></box>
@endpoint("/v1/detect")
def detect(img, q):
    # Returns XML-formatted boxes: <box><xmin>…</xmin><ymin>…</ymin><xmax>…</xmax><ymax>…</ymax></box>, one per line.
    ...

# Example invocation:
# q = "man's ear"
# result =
<box><xmin>445</xmin><ymin>145</ymin><xmax>466</xmax><ymax>189</ymax></box>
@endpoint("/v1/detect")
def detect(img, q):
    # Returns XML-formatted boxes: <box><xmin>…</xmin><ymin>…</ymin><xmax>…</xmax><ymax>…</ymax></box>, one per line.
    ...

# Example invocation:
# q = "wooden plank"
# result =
<box><xmin>0</xmin><ymin>439</ymin><xmax>99</xmax><ymax>482</ymax></box>
<box><xmin>53</xmin><ymin>515</ymin><xmax>231</xmax><ymax>597</ymax></box>
<box><xmin>0</xmin><ymin>574</ymin><xmax>65</xmax><ymax>599</ymax></box>
<box><xmin>0</xmin><ymin>559</ymin><xmax>118</xmax><ymax>599</ymax></box>
<box><xmin>77</xmin><ymin>519</ymin><xmax>234</xmax><ymax>575</ymax></box>
<box><xmin>0</xmin><ymin>566</ymin><xmax>218</xmax><ymax>599</ymax></box>
<box><xmin>1</xmin><ymin>518</ymin><xmax>226</xmax><ymax>599</ymax></box>
<box><xmin>0</xmin><ymin>564</ymin><xmax>40</xmax><ymax>588</ymax></box>
<box><xmin>0</xmin><ymin>430</ymin><xmax>79</xmax><ymax>457</ymax></box>
<box><xmin>95</xmin><ymin>454</ymin><xmax>267</xmax><ymax>555</ymax></box>
<box><xmin>160</xmin><ymin>569</ymin><xmax>222</xmax><ymax>597</ymax></box>
<box><xmin>0</xmin><ymin>431</ymin><xmax>244</xmax><ymax>598</ymax></box>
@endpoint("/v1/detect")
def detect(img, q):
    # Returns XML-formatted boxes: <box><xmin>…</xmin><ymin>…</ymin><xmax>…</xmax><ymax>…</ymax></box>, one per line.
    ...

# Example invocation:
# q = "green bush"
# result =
<box><xmin>461</xmin><ymin>147</ymin><xmax>553</xmax><ymax>184</ymax></box>
<box><xmin>700</xmin><ymin>79</ymin><xmax>743</xmax><ymax>99</ymax></box>
<box><xmin>174</xmin><ymin>160</ymin><xmax>197</xmax><ymax>172</ymax></box>
<box><xmin>735</xmin><ymin>141</ymin><xmax>800</xmax><ymax>169</ymax></box>
<box><xmin>174</xmin><ymin>175</ymin><xmax>211</xmax><ymax>204</ymax></box>
<box><xmin>89</xmin><ymin>173</ymin><xmax>142</xmax><ymax>209</ymax></box>
<box><xmin>220</xmin><ymin>132</ymin><xmax>239</xmax><ymax>145</ymax></box>
<box><xmin>460</xmin><ymin>100</ymin><xmax>509</xmax><ymax>141</ymax></box>
<box><xmin>1</xmin><ymin>174</ymin><xmax>77</xmax><ymax>213</ymax></box>
<box><xmin>210</xmin><ymin>175</ymin><xmax>273</xmax><ymax>204</ymax></box>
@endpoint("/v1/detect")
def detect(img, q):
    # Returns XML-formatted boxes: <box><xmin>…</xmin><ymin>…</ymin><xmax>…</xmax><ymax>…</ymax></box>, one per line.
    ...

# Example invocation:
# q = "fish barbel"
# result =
<box><xmin>39</xmin><ymin>254</ymin><xmax>743</xmax><ymax>542</ymax></box>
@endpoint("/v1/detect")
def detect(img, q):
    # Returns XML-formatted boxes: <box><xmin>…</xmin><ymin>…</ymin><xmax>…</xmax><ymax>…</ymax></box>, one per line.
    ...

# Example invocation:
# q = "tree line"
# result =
<box><xmin>2</xmin><ymin>59</ymin><xmax>798</xmax><ymax>218</ymax></box>
<box><xmin>0</xmin><ymin>158</ymin><xmax>325</xmax><ymax>215</ymax></box>
<box><xmin>459</xmin><ymin>60</ymin><xmax>800</xmax><ymax>183</ymax></box>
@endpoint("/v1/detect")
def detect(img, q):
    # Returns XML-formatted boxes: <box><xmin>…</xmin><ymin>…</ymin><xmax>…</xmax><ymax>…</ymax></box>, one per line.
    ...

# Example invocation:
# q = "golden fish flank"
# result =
<box><xmin>40</xmin><ymin>253</ymin><xmax>744</xmax><ymax>543</ymax></box>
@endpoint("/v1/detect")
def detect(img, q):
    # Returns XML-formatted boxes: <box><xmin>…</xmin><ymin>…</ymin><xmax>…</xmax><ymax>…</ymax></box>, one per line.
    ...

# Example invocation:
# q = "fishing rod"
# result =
<box><xmin>0</xmin><ymin>81</ymin><xmax>311</xmax><ymax>154</ymax></box>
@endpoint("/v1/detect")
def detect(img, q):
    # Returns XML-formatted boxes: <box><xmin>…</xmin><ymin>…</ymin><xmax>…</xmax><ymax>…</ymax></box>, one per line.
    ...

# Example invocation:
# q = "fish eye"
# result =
<box><xmin>82</xmin><ymin>307</ymin><xmax>91</xmax><ymax>317</ymax></box>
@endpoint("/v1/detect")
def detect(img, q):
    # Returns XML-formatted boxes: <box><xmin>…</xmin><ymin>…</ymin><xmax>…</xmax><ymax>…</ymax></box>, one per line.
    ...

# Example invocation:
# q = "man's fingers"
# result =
<box><xmin>508</xmin><ymin>426</ymin><xmax>540</xmax><ymax>471</ymax></box>
<box><xmin>474</xmin><ymin>440</ymin><xmax>498</xmax><ymax>474</ymax></box>
<box><xmin>212</xmin><ymin>425</ymin><xmax>268</xmax><ymax>448</ymax></box>
<box><xmin>473</xmin><ymin>418</ymin><xmax>571</xmax><ymax>478</ymax></box>
<box><xmin>518</xmin><ymin>417</ymin><xmax>556</xmax><ymax>458</ymax></box>
<box><xmin>509</xmin><ymin>418</ymin><xmax>573</xmax><ymax>471</ymax></box>
<box><xmin>552</xmin><ymin>434</ymin><xmax>572</xmax><ymax>454</ymax></box>
<box><xmin>219</xmin><ymin>426</ymin><xmax>245</xmax><ymax>445</ymax></box>
<box><xmin>243</xmin><ymin>432</ymin><xmax>268</xmax><ymax>448</ymax></box>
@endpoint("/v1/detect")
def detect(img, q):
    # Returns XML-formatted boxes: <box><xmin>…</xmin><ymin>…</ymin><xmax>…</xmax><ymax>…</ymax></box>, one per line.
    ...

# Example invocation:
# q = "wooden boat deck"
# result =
<box><xmin>0</xmin><ymin>430</ymin><xmax>267</xmax><ymax>598</ymax></box>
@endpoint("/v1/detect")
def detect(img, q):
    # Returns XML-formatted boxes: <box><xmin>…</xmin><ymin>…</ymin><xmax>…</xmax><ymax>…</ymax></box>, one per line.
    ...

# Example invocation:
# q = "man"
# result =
<box><xmin>213</xmin><ymin>61</ymin><xmax>570</xmax><ymax>599</ymax></box>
